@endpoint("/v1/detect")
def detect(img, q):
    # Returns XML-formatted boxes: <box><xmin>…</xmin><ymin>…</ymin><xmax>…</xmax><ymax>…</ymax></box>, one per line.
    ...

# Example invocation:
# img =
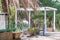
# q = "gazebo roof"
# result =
<box><xmin>16</xmin><ymin>7</ymin><xmax>57</xmax><ymax>11</ymax></box>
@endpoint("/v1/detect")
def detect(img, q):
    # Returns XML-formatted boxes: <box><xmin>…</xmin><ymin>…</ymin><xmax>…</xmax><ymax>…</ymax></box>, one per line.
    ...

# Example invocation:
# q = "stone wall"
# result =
<box><xmin>0</xmin><ymin>32</ymin><xmax>13</xmax><ymax>40</ymax></box>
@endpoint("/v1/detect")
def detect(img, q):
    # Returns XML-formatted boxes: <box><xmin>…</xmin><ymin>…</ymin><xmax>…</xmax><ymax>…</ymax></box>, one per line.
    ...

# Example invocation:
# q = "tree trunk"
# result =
<box><xmin>49</xmin><ymin>16</ymin><xmax>53</xmax><ymax>27</ymax></box>
<box><xmin>1</xmin><ymin>0</ymin><xmax>7</xmax><ymax>12</ymax></box>
<box><xmin>21</xmin><ymin>0</ymin><xmax>35</xmax><ymax>26</ymax></box>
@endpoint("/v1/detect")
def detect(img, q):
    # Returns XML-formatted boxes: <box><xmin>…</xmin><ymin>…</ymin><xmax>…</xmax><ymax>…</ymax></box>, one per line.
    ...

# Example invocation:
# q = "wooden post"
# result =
<box><xmin>1</xmin><ymin>0</ymin><xmax>8</xmax><ymax>12</ymax></box>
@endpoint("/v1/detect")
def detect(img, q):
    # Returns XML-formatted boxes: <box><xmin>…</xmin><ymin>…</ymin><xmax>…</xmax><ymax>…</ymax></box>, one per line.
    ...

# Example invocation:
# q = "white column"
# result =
<box><xmin>0</xmin><ymin>14</ymin><xmax>5</xmax><ymax>29</ymax></box>
<box><xmin>29</xmin><ymin>11</ymin><xmax>31</xmax><ymax>28</ymax></box>
<box><xmin>53</xmin><ymin>10</ymin><xmax>56</xmax><ymax>31</ymax></box>
<box><xmin>44</xmin><ymin>9</ymin><xmax>47</xmax><ymax>35</ymax></box>
<box><xmin>15</xmin><ymin>10</ymin><xmax>17</xmax><ymax>28</ymax></box>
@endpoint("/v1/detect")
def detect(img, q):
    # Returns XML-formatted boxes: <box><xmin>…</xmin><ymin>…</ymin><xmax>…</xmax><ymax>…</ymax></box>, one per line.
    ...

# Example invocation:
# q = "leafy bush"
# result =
<box><xmin>16</xmin><ymin>22</ymin><xmax>22</xmax><ymax>31</ymax></box>
<box><xmin>27</xmin><ymin>27</ymin><xmax>38</xmax><ymax>31</ymax></box>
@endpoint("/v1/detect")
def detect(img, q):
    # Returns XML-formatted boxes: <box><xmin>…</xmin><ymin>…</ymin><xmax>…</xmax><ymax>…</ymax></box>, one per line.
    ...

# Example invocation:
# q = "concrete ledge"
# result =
<box><xmin>0</xmin><ymin>31</ymin><xmax>13</xmax><ymax>40</ymax></box>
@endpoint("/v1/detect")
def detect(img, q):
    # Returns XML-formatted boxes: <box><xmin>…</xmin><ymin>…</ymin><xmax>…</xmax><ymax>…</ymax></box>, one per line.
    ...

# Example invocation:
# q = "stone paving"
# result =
<box><xmin>13</xmin><ymin>32</ymin><xmax>60</xmax><ymax>40</ymax></box>
<box><xmin>46</xmin><ymin>32</ymin><xmax>60</xmax><ymax>40</ymax></box>
<box><xmin>27</xmin><ymin>36</ymin><xmax>56</xmax><ymax>40</ymax></box>
<box><xmin>20</xmin><ymin>32</ymin><xmax>60</xmax><ymax>40</ymax></box>
<box><xmin>20</xmin><ymin>35</ymin><xmax>56</xmax><ymax>40</ymax></box>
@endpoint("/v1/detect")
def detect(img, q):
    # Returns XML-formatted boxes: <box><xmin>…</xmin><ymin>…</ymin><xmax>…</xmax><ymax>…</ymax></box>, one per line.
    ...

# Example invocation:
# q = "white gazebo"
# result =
<box><xmin>15</xmin><ymin>7</ymin><xmax>57</xmax><ymax>35</ymax></box>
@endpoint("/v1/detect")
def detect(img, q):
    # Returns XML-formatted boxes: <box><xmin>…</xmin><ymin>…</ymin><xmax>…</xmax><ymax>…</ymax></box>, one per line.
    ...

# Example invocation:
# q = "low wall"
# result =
<box><xmin>0</xmin><ymin>31</ymin><xmax>13</xmax><ymax>40</ymax></box>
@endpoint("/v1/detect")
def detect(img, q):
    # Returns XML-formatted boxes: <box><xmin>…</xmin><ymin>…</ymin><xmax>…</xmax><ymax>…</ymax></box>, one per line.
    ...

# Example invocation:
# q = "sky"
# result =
<box><xmin>58</xmin><ymin>0</ymin><xmax>60</xmax><ymax>2</ymax></box>
<box><xmin>53</xmin><ymin>0</ymin><xmax>60</xmax><ymax>2</ymax></box>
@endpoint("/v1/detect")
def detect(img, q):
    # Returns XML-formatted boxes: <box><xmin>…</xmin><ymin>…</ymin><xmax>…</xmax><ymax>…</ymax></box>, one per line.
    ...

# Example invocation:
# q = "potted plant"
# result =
<box><xmin>26</xmin><ymin>27</ymin><xmax>38</xmax><ymax>36</ymax></box>
<box><xmin>14</xmin><ymin>22</ymin><xmax>22</xmax><ymax>39</ymax></box>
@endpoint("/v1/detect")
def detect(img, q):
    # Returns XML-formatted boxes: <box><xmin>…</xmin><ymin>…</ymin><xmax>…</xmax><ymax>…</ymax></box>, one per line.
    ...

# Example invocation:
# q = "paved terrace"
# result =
<box><xmin>13</xmin><ymin>32</ymin><xmax>60</xmax><ymax>40</ymax></box>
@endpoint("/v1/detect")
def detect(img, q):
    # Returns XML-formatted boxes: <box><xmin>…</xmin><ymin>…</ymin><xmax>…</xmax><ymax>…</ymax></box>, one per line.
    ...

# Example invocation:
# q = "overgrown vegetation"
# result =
<box><xmin>0</xmin><ymin>0</ymin><xmax>60</xmax><ymax>31</ymax></box>
<box><xmin>9</xmin><ymin>0</ymin><xmax>60</xmax><ymax>31</ymax></box>
<box><xmin>39</xmin><ymin>0</ymin><xmax>60</xmax><ymax>31</ymax></box>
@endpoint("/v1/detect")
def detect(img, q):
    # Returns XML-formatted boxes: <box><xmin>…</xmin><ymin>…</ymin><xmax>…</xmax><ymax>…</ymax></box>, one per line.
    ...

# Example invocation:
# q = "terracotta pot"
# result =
<box><xmin>25</xmin><ymin>30</ymin><xmax>35</xmax><ymax>36</ymax></box>
<box><xmin>13</xmin><ymin>32</ymin><xmax>22</xmax><ymax>39</ymax></box>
